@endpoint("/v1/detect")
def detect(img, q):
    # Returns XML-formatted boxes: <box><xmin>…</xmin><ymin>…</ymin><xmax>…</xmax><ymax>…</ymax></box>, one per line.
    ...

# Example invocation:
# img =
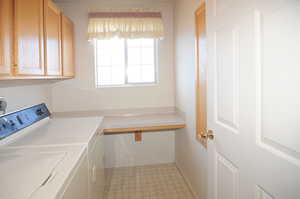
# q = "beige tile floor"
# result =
<box><xmin>104</xmin><ymin>164</ymin><xmax>195</xmax><ymax>199</ymax></box>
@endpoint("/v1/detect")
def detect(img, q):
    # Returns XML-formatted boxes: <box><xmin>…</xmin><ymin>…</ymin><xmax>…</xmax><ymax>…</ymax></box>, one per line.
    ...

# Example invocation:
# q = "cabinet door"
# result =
<box><xmin>0</xmin><ymin>0</ymin><xmax>13</xmax><ymax>76</ymax></box>
<box><xmin>14</xmin><ymin>0</ymin><xmax>44</xmax><ymax>75</ymax></box>
<box><xmin>45</xmin><ymin>0</ymin><xmax>62</xmax><ymax>76</ymax></box>
<box><xmin>61</xmin><ymin>15</ymin><xmax>75</xmax><ymax>77</ymax></box>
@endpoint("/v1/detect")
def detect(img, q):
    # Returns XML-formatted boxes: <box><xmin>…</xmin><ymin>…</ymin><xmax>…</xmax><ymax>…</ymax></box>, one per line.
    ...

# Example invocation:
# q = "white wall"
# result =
<box><xmin>52</xmin><ymin>0</ymin><xmax>175</xmax><ymax>112</ymax></box>
<box><xmin>54</xmin><ymin>0</ymin><xmax>176</xmax><ymax>168</ymax></box>
<box><xmin>105</xmin><ymin>131</ymin><xmax>174</xmax><ymax>168</ymax></box>
<box><xmin>174</xmin><ymin>0</ymin><xmax>208</xmax><ymax>198</ymax></box>
<box><xmin>0</xmin><ymin>81</ymin><xmax>52</xmax><ymax>112</ymax></box>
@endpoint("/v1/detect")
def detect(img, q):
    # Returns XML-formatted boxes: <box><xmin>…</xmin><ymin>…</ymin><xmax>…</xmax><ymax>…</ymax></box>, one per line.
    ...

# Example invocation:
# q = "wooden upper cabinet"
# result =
<box><xmin>0</xmin><ymin>0</ymin><xmax>75</xmax><ymax>79</ymax></box>
<box><xmin>61</xmin><ymin>15</ymin><xmax>75</xmax><ymax>77</ymax></box>
<box><xmin>45</xmin><ymin>0</ymin><xmax>62</xmax><ymax>76</ymax></box>
<box><xmin>0</xmin><ymin>0</ymin><xmax>13</xmax><ymax>76</ymax></box>
<box><xmin>14</xmin><ymin>0</ymin><xmax>45</xmax><ymax>76</ymax></box>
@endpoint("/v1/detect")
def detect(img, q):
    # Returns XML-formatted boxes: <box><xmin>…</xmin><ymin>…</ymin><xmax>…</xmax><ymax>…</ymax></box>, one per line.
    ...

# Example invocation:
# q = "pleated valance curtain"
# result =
<box><xmin>87</xmin><ymin>9</ymin><xmax>165</xmax><ymax>40</ymax></box>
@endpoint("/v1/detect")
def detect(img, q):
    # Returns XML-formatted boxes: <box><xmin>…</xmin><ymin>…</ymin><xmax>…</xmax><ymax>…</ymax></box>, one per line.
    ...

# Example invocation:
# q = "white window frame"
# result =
<box><xmin>94</xmin><ymin>39</ymin><xmax>159</xmax><ymax>88</ymax></box>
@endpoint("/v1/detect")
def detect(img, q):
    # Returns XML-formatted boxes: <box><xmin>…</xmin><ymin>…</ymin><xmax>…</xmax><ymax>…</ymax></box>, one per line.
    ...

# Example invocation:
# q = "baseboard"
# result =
<box><xmin>175</xmin><ymin>163</ymin><xmax>200</xmax><ymax>199</ymax></box>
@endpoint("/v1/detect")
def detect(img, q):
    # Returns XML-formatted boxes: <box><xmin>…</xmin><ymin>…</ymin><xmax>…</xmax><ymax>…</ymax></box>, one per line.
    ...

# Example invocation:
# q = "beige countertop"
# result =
<box><xmin>52</xmin><ymin>107</ymin><xmax>186</xmax><ymax>133</ymax></box>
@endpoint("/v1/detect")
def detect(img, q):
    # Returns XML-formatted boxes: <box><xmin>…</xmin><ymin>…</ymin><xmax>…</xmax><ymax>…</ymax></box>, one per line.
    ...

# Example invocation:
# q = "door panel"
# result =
<box><xmin>215</xmin><ymin>26</ymin><xmax>239</xmax><ymax>134</ymax></box>
<box><xmin>14</xmin><ymin>0</ymin><xmax>44</xmax><ymax>75</ymax></box>
<box><xmin>61</xmin><ymin>15</ymin><xmax>75</xmax><ymax>77</ymax></box>
<box><xmin>254</xmin><ymin>1</ymin><xmax>300</xmax><ymax>198</ymax></box>
<box><xmin>256</xmin><ymin>5</ymin><xmax>300</xmax><ymax>161</ymax></box>
<box><xmin>45</xmin><ymin>0</ymin><xmax>62</xmax><ymax>76</ymax></box>
<box><xmin>216</xmin><ymin>153</ymin><xmax>239</xmax><ymax>199</ymax></box>
<box><xmin>0</xmin><ymin>0</ymin><xmax>13</xmax><ymax>76</ymax></box>
<box><xmin>207</xmin><ymin>0</ymin><xmax>300</xmax><ymax>199</ymax></box>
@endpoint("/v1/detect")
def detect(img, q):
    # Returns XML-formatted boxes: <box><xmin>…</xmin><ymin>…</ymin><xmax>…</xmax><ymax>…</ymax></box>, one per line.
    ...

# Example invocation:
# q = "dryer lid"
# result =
<box><xmin>0</xmin><ymin>152</ymin><xmax>65</xmax><ymax>199</ymax></box>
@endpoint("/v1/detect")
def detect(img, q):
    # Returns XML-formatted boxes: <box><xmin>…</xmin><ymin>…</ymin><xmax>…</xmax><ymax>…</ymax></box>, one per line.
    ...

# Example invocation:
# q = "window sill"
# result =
<box><xmin>96</xmin><ymin>83</ymin><xmax>158</xmax><ymax>88</ymax></box>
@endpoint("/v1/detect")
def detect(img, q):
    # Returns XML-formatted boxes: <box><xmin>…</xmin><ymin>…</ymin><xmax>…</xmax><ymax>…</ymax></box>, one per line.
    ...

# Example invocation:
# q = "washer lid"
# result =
<box><xmin>4</xmin><ymin>117</ymin><xmax>102</xmax><ymax>147</ymax></box>
<box><xmin>0</xmin><ymin>152</ymin><xmax>65</xmax><ymax>199</ymax></box>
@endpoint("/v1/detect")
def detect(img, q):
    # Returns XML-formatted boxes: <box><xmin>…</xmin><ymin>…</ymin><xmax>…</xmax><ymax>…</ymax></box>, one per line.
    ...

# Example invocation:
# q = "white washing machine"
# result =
<box><xmin>0</xmin><ymin>104</ymin><xmax>105</xmax><ymax>199</ymax></box>
<box><xmin>0</xmin><ymin>145</ymin><xmax>88</xmax><ymax>199</ymax></box>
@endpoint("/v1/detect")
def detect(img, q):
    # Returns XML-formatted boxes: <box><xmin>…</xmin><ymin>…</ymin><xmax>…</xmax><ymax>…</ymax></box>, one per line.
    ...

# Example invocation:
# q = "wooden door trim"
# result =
<box><xmin>195</xmin><ymin>2</ymin><xmax>208</xmax><ymax>147</ymax></box>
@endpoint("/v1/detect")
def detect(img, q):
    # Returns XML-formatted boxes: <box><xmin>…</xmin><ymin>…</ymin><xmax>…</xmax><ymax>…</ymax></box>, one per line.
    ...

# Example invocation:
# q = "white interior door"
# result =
<box><xmin>206</xmin><ymin>0</ymin><xmax>300</xmax><ymax>199</ymax></box>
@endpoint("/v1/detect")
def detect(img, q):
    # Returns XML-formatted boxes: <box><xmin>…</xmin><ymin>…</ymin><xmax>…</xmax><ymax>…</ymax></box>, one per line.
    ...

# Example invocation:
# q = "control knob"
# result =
<box><xmin>36</xmin><ymin>109</ymin><xmax>44</xmax><ymax>116</ymax></box>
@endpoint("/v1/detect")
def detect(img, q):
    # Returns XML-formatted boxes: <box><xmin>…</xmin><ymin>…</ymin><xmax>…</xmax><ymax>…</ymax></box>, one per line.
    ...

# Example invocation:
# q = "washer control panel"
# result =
<box><xmin>0</xmin><ymin>103</ymin><xmax>50</xmax><ymax>140</ymax></box>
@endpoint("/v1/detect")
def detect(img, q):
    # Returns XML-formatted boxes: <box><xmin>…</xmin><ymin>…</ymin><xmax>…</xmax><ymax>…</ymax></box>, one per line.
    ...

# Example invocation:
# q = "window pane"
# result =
<box><xmin>111</xmin><ymin>66</ymin><xmax>125</xmax><ymax>85</ymax></box>
<box><xmin>142</xmin><ymin>48</ymin><xmax>154</xmax><ymax>65</ymax></box>
<box><xmin>142</xmin><ymin>65</ymin><xmax>155</xmax><ymax>82</ymax></box>
<box><xmin>128</xmin><ymin>48</ymin><xmax>141</xmax><ymax>65</ymax></box>
<box><xmin>111</xmin><ymin>48</ymin><xmax>124</xmax><ymax>65</ymax></box>
<box><xmin>98</xmin><ymin>67</ymin><xmax>112</xmax><ymax>85</ymax></box>
<box><xmin>98</xmin><ymin>53</ymin><xmax>110</xmax><ymax>66</ymax></box>
<box><xmin>127</xmin><ymin>39</ymin><xmax>142</xmax><ymax>47</ymax></box>
<box><xmin>96</xmin><ymin>38</ymin><xmax>125</xmax><ymax>86</ymax></box>
<box><xmin>127</xmin><ymin>66</ymin><xmax>141</xmax><ymax>83</ymax></box>
<box><xmin>141</xmin><ymin>39</ymin><xmax>154</xmax><ymax>47</ymax></box>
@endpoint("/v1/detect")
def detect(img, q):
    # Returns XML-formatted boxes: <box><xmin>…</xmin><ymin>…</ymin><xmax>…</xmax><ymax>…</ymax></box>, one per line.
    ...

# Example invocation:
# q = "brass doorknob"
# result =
<box><xmin>201</xmin><ymin>130</ymin><xmax>214</xmax><ymax>140</ymax></box>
